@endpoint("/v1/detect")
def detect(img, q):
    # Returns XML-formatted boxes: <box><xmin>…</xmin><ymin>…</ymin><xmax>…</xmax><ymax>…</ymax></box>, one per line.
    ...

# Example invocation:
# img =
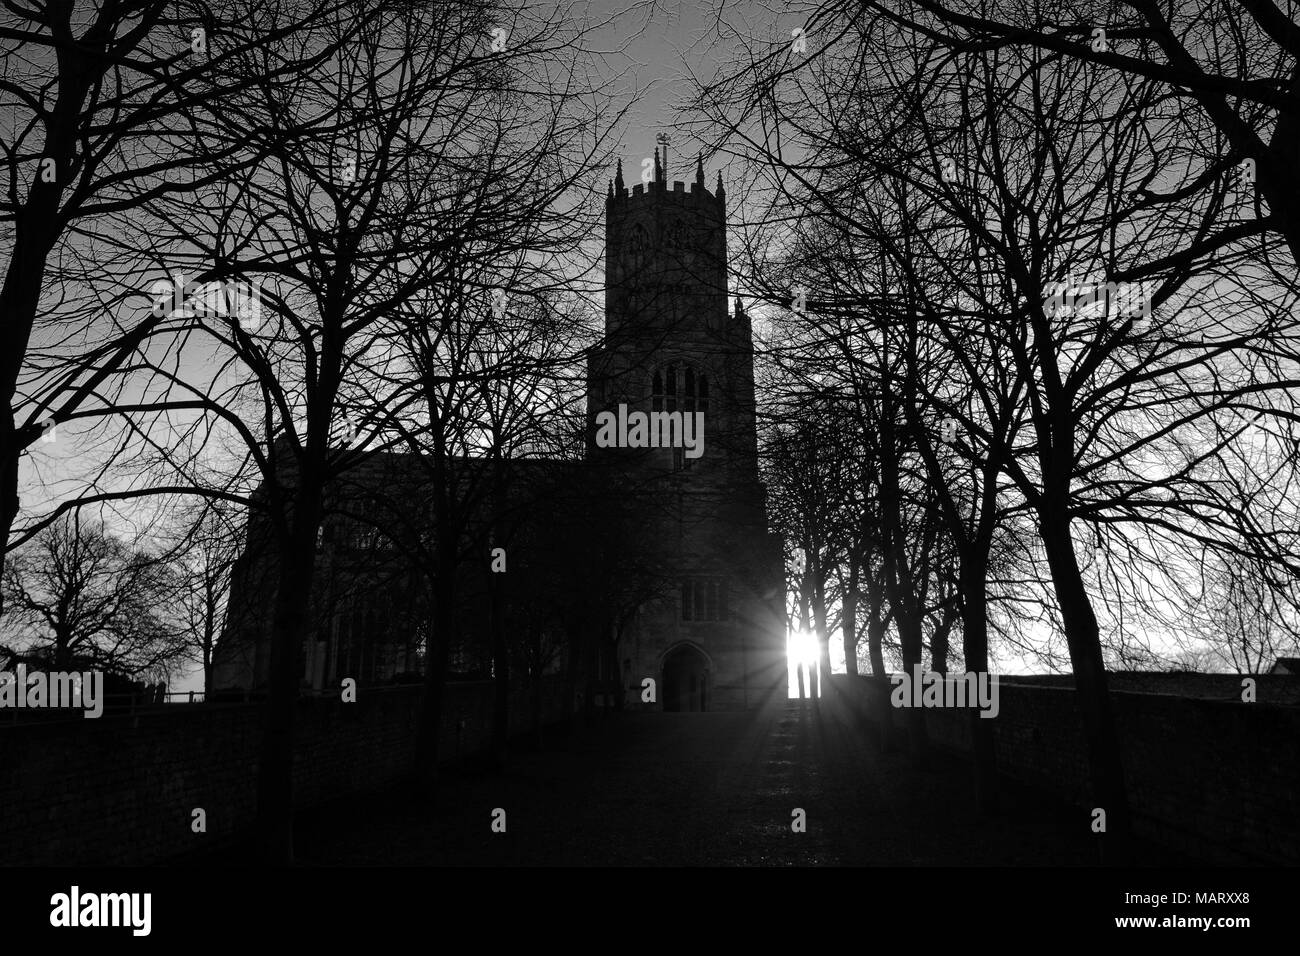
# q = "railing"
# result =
<box><xmin>0</xmin><ymin>681</ymin><xmax>431</xmax><ymax>725</ymax></box>
<box><xmin>1</xmin><ymin>677</ymin><xmax>537</xmax><ymax>726</ymax></box>
<box><xmin>2</xmin><ymin>689</ymin><xmax>217</xmax><ymax>725</ymax></box>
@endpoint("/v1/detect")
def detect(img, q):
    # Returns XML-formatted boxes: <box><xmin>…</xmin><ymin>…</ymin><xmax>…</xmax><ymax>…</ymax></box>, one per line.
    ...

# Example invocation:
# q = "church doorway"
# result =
<box><xmin>662</xmin><ymin>643</ymin><xmax>709</xmax><ymax>712</ymax></box>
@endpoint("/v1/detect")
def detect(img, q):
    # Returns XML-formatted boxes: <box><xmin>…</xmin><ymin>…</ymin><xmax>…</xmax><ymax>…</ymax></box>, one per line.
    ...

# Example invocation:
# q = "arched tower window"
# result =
<box><xmin>651</xmin><ymin>364</ymin><xmax>712</xmax><ymax>471</ymax></box>
<box><xmin>652</xmin><ymin>365</ymin><xmax>710</xmax><ymax>413</ymax></box>
<box><xmin>668</xmin><ymin>218</ymin><xmax>688</xmax><ymax>250</ymax></box>
<box><xmin>627</xmin><ymin>224</ymin><xmax>650</xmax><ymax>275</ymax></box>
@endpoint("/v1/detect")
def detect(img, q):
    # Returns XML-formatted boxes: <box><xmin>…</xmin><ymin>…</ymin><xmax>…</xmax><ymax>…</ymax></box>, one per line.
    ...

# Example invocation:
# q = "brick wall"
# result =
<box><xmin>0</xmin><ymin>678</ymin><xmax>571</xmax><ymax>866</ymax></box>
<box><xmin>829</xmin><ymin>675</ymin><xmax>1300</xmax><ymax>864</ymax></box>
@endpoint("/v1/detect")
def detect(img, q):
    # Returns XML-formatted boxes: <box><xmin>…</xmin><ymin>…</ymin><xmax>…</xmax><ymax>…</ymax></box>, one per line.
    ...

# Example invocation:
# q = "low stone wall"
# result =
<box><xmin>828</xmin><ymin>674</ymin><xmax>1300</xmax><ymax>864</ymax></box>
<box><xmin>0</xmin><ymin>678</ymin><xmax>570</xmax><ymax>866</ymax></box>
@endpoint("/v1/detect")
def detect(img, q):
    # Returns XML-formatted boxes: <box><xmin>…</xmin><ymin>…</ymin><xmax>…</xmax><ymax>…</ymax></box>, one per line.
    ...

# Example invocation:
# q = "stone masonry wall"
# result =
<box><xmin>0</xmin><ymin>679</ymin><xmax>570</xmax><ymax>866</ymax></box>
<box><xmin>829</xmin><ymin>675</ymin><xmax>1299</xmax><ymax>865</ymax></box>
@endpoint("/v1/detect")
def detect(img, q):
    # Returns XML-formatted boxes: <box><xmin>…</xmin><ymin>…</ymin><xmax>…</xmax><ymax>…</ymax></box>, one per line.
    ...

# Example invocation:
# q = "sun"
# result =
<box><xmin>788</xmin><ymin>629</ymin><xmax>820</xmax><ymax>670</ymax></box>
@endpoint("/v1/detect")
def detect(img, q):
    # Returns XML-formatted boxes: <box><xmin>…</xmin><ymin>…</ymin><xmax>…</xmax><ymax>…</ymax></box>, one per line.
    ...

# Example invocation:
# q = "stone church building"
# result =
<box><xmin>214</xmin><ymin>150</ymin><xmax>787</xmax><ymax>711</ymax></box>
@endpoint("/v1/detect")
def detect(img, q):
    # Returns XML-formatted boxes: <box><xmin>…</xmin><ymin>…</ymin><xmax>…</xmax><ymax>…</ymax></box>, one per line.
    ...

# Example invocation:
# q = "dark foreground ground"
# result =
<box><xmin>252</xmin><ymin>697</ymin><xmax>1194</xmax><ymax>866</ymax></box>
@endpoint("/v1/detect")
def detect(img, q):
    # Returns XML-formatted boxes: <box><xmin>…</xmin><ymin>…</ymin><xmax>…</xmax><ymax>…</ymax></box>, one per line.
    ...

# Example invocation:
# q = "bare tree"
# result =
<box><xmin>0</xmin><ymin>0</ymin><xmax>357</xmax><ymax>607</ymax></box>
<box><xmin>165</xmin><ymin>496</ymin><xmax>243</xmax><ymax>694</ymax></box>
<box><xmin>851</xmin><ymin>0</ymin><xmax>1300</xmax><ymax>261</ymax></box>
<box><xmin>1186</xmin><ymin>547</ymin><xmax>1300</xmax><ymax>672</ymax></box>
<box><xmin>1</xmin><ymin>510</ymin><xmax>181</xmax><ymax>677</ymax></box>
<box><xmin>693</xmin><ymin>0</ymin><xmax>1300</xmax><ymax>845</ymax></box>
<box><xmin>77</xmin><ymin>0</ymin><xmax>625</xmax><ymax>860</ymax></box>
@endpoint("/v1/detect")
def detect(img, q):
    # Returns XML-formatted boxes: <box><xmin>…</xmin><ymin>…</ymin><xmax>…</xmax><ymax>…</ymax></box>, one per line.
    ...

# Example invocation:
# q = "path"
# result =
<box><xmin>287</xmin><ymin>698</ymin><xmax>1190</xmax><ymax>866</ymax></box>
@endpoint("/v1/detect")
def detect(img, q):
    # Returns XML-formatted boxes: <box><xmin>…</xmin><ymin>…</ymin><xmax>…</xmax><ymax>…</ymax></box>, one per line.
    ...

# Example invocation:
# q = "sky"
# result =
<box><xmin>6</xmin><ymin>0</ymin><xmax>1253</xmax><ymax>697</ymax></box>
<box><xmin>25</xmin><ymin>0</ymin><xmax>755</xmax><ymax>697</ymax></box>
<box><xmin>582</xmin><ymin>0</ymin><xmax>818</xmax><ymax>186</ymax></box>
<box><xmin>586</xmin><ymin>0</ymin><xmax>729</xmax><ymax>180</ymax></box>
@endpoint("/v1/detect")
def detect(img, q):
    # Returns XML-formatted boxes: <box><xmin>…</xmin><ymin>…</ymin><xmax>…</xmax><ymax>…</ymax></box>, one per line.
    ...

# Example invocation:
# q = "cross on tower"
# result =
<box><xmin>656</xmin><ymin>133</ymin><xmax>671</xmax><ymax>180</ymax></box>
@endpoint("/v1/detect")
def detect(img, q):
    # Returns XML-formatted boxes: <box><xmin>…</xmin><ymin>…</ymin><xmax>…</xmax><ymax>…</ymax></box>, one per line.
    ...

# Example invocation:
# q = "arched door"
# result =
<box><xmin>662</xmin><ymin>644</ymin><xmax>709</xmax><ymax>712</ymax></box>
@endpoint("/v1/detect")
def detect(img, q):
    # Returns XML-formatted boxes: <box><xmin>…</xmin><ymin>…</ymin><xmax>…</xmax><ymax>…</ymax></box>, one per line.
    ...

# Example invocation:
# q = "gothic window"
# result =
<box><xmin>682</xmin><ymin>368</ymin><xmax>707</xmax><ymax>413</ymax></box>
<box><xmin>681</xmin><ymin>579</ymin><xmax>727</xmax><ymax>622</ymax></box>
<box><xmin>628</xmin><ymin>224</ymin><xmax>649</xmax><ymax>276</ymax></box>
<box><xmin>651</xmin><ymin>365</ymin><xmax>710</xmax><ymax>414</ymax></box>
<box><xmin>652</xmin><ymin>364</ymin><xmax>711</xmax><ymax>472</ymax></box>
<box><xmin>668</xmin><ymin>219</ymin><xmax>688</xmax><ymax>251</ymax></box>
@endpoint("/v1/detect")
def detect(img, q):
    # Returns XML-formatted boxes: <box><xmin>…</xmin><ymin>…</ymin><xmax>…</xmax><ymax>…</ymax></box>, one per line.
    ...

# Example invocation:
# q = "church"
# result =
<box><xmin>213</xmin><ymin>150</ymin><xmax>787</xmax><ymax>712</ymax></box>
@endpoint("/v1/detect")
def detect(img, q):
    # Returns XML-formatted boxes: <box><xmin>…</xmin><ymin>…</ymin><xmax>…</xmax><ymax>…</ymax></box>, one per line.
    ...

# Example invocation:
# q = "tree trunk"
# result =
<box><xmin>865</xmin><ymin>583</ymin><xmax>890</xmax><ymax>752</ymax></box>
<box><xmin>203</xmin><ymin>595</ymin><xmax>216</xmax><ymax>696</ymax></box>
<box><xmin>842</xmin><ymin>563</ymin><xmax>860</xmax><ymax>677</ymax></box>
<box><xmin>0</xmin><ymin>68</ymin><xmax>90</xmax><ymax>609</ymax></box>
<box><xmin>612</xmin><ymin>626</ymin><xmax>626</xmax><ymax>713</ymax></box>
<box><xmin>884</xmin><ymin>568</ymin><xmax>928</xmax><ymax>765</ymax></box>
<box><xmin>959</xmin><ymin>550</ymin><xmax>998</xmax><ymax>814</ymax></box>
<box><xmin>529</xmin><ymin>623</ymin><xmax>544</xmax><ymax>748</ymax></box>
<box><xmin>0</xmin><ymin>418</ymin><xmax>18</xmax><ymax>621</ymax></box>
<box><xmin>256</xmin><ymin>503</ymin><xmax>321</xmax><ymax>865</ymax></box>
<box><xmin>877</xmin><ymin>392</ymin><xmax>929</xmax><ymax>762</ymax></box>
<box><xmin>812</xmin><ymin>573</ymin><xmax>831</xmax><ymax>699</ymax></box>
<box><xmin>1215</xmin><ymin>61</ymin><xmax>1300</xmax><ymax>261</ymax></box>
<box><xmin>415</xmin><ymin>563</ymin><xmax>453</xmax><ymax>782</ymax></box>
<box><xmin>562</xmin><ymin>622</ymin><xmax>579</xmax><ymax>730</ymax></box>
<box><xmin>491</xmin><ymin>630</ymin><xmax>509</xmax><ymax>756</ymax></box>
<box><xmin>54</xmin><ymin>630</ymin><xmax>72</xmax><ymax>671</ymax></box>
<box><xmin>1038</xmin><ymin>502</ymin><xmax>1131</xmax><ymax>859</ymax></box>
<box><xmin>581</xmin><ymin>617</ymin><xmax>598</xmax><ymax>725</ymax></box>
<box><xmin>880</xmin><ymin>500</ymin><xmax>928</xmax><ymax>762</ymax></box>
<box><xmin>866</xmin><ymin>582</ymin><xmax>886</xmax><ymax>679</ymax></box>
<box><xmin>414</xmin><ymin>424</ymin><xmax>456</xmax><ymax>785</ymax></box>
<box><xmin>489</xmin><ymin>557</ymin><xmax>508</xmax><ymax>764</ymax></box>
<box><xmin>930</xmin><ymin>614</ymin><xmax>952</xmax><ymax>674</ymax></box>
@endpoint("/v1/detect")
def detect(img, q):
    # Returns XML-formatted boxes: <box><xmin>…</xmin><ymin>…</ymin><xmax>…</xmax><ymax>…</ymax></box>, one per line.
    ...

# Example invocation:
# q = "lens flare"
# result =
<box><xmin>788</xmin><ymin>629</ymin><xmax>819</xmax><ymax>669</ymax></box>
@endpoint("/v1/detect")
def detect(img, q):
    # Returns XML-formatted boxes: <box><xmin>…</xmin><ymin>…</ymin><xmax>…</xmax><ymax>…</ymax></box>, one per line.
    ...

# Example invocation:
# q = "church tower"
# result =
<box><xmin>587</xmin><ymin>147</ymin><xmax>786</xmax><ymax>711</ymax></box>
